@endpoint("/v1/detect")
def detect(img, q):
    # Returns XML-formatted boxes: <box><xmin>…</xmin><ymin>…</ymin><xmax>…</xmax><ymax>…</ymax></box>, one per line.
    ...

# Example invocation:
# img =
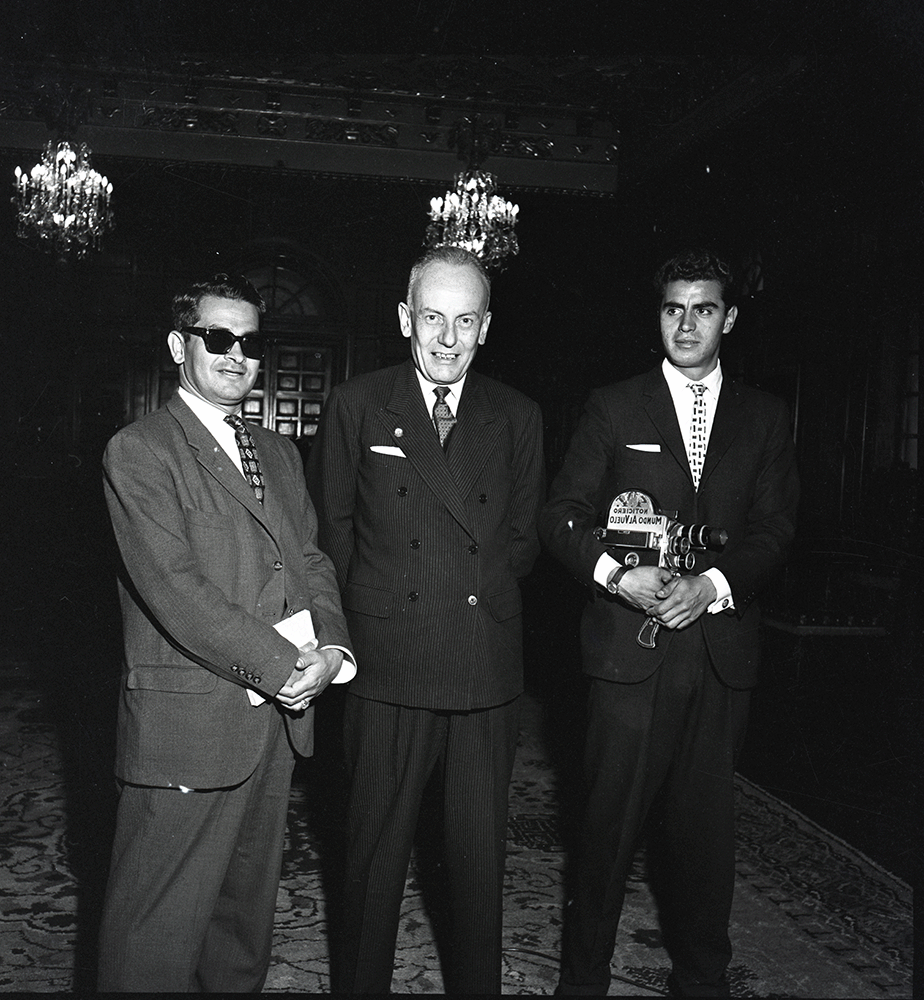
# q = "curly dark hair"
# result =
<box><xmin>653</xmin><ymin>249</ymin><xmax>737</xmax><ymax>307</ymax></box>
<box><xmin>171</xmin><ymin>273</ymin><xmax>266</xmax><ymax>334</ymax></box>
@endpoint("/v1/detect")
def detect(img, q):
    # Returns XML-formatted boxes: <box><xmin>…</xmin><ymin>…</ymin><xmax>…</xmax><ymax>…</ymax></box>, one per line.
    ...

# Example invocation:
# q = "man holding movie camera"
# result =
<box><xmin>541</xmin><ymin>249</ymin><xmax>799</xmax><ymax>997</ymax></box>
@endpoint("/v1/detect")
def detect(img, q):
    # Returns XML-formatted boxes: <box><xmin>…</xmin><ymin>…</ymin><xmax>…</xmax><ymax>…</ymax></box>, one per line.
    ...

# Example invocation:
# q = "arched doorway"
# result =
<box><xmin>151</xmin><ymin>247</ymin><xmax>352</xmax><ymax>458</ymax></box>
<box><xmin>235</xmin><ymin>255</ymin><xmax>351</xmax><ymax>457</ymax></box>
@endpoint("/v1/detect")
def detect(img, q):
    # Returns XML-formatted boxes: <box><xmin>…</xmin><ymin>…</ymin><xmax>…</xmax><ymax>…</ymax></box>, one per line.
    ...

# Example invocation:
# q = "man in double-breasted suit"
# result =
<box><xmin>307</xmin><ymin>246</ymin><xmax>545</xmax><ymax>993</ymax></box>
<box><xmin>98</xmin><ymin>274</ymin><xmax>354</xmax><ymax>992</ymax></box>
<box><xmin>541</xmin><ymin>250</ymin><xmax>799</xmax><ymax>996</ymax></box>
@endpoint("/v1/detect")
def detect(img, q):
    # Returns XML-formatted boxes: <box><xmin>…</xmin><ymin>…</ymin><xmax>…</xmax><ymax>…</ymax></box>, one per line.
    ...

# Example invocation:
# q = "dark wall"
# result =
<box><xmin>3</xmin><ymin>6</ymin><xmax>921</xmax><ymax>656</ymax></box>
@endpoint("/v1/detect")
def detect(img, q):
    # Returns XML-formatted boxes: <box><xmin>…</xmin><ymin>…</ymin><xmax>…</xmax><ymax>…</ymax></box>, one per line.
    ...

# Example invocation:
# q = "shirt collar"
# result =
<box><xmin>661</xmin><ymin>357</ymin><xmax>723</xmax><ymax>396</ymax></box>
<box><xmin>178</xmin><ymin>386</ymin><xmax>241</xmax><ymax>435</ymax></box>
<box><xmin>414</xmin><ymin>367</ymin><xmax>467</xmax><ymax>409</ymax></box>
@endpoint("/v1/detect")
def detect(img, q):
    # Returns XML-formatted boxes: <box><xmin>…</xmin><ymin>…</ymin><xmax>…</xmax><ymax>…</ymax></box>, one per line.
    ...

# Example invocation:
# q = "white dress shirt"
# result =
<box><xmin>415</xmin><ymin>367</ymin><xmax>467</xmax><ymax>422</ymax></box>
<box><xmin>176</xmin><ymin>386</ymin><xmax>357</xmax><ymax>688</ymax></box>
<box><xmin>660</xmin><ymin>357</ymin><xmax>723</xmax><ymax>464</ymax></box>
<box><xmin>591</xmin><ymin>360</ymin><xmax>734</xmax><ymax>614</ymax></box>
<box><xmin>178</xmin><ymin>386</ymin><xmax>245</xmax><ymax>474</ymax></box>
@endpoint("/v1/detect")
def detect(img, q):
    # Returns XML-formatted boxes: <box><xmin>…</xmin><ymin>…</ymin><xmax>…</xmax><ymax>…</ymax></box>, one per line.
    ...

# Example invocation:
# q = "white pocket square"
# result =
<box><xmin>370</xmin><ymin>445</ymin><xmax>407</xmax><ymax>458</ymax></box>
<box><xmin>627</xmin><ymin>443</ymin><xmax>661</xmax><ymax>453</ymax></box>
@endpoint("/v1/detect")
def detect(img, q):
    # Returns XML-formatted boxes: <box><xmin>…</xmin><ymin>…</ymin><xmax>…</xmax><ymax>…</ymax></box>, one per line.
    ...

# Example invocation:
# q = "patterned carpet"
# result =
<box><xmin>0</xmin><ymin>677</ymin><xmax>913</xmax><ymax>996</ymax></box>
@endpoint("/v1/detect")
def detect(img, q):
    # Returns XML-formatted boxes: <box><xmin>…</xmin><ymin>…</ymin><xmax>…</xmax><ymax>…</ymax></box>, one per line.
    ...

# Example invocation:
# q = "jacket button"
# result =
<box><xmin>468</xmin><ymin>543</ymin><xmax>478</xmax><ymax>554</ymax></box>
<box><xmin>397</xmin><ymin>486</ymin><xmax>408</xmax><ymax>497</ymax></box>
<box><xmin>254</xmin><ymin>675</ymin><xmax>262</xmax><ymax>684</ymax></box>
<box><xmin>468</xmin><ymin>595</ymin><xmax>478</xmax><ymax>605</ymax></box>
<box><xmin>410</xmin><ymin>539</ymin><xmax>421</xmax><ymax>549</ymax></box>
<box><xmin>273</xmin><ymin>560</ymin><xmax>283</xmax><ymax>571</ymax></box>
<box><xmin>479</xmin><ymin>493</ymin><xmax>487</xmax><ymax>503</ymax></box>
<box><xmin>408</xmin><ymin>591</ymin><xmax>419</xmax><ymax>601</ymax></box>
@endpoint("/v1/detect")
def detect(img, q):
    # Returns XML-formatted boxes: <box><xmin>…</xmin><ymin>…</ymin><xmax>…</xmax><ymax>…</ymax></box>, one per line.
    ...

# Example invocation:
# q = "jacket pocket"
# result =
<box><xmin>342</xmin><ymin>582</ymin><xmax>393</xmax><ymax>619</ymax></box>
<box><xmin>486</xmin><ymin>586</ymin><xmax>522</xmax><ymax>622</ymax></box>
<box><xmin>127</xmin><ymin>665</ymin><xmax>219</xmax><ymax>693</ymax></box>
<box><xmin>182</xmin><ymin>506</ymin><xmax>229</xmax><ymax>529</ymax></box>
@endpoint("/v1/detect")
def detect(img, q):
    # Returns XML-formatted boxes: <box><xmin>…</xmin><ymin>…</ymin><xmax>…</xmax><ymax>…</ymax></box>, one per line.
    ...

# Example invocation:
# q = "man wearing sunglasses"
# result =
<box><xmin>98</xmin><ymin>273</ymin><xmax>354</xmax><ymax>992</ymax></box>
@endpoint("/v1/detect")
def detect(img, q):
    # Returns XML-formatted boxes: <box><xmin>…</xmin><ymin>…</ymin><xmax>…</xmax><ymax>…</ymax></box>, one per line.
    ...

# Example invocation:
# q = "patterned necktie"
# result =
<box><xmin>432</xmin><ymin>385</ymin><xmax>456</xmax><ymax>447</ymax></box>
<box><xmin>688</xmin><ymin>382</ymin><xmax>707</xmax><ymax>490</ymax></box>
<box><xmin>224</xmin><ymin>413</ymin><xmax>265</xmax><ymax>504</ymax></box>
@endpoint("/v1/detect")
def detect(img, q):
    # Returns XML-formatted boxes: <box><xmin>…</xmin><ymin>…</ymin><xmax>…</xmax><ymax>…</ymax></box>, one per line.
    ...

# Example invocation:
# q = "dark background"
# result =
<box><xmin>1</xmin><ymin>0</ymin><xmax>919</xmax><ymax>905</ymax></box>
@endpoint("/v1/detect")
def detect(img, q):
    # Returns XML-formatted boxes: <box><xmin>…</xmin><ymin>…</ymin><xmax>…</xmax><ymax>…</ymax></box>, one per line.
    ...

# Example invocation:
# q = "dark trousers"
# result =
<box><xmin>97</xmin><ymin>710</ymin><xmax>295</xmax><ymax>992</ymax></box>
<box><xmin>339</xmin><ymin>692</ymin><xmax>520</xmax><ymax>994</ymax></box>
<box><xmin>558</xmin><ymin>625</ymin><xmax>749</xmax><ymax>997</ymax></box>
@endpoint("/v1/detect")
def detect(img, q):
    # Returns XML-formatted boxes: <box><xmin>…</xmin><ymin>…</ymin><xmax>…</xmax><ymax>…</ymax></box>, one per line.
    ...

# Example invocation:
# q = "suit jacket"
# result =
<box><xmin>307</xmin><ymin>360</ymin><xmax>545</xmax><ymax>710</ymax></box>
<box><xmin>540</xmin><ymin>365</ymin><xmax>799</xmax><ymax>688</ymax></box>
<box><xmin>103</xmin><ymin>392</ymin><xmax>351</xmax><ymax>788</ymax></box>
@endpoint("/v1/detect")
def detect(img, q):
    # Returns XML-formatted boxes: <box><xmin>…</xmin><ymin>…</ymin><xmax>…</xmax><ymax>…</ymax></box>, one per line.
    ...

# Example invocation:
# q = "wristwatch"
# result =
<box><xmin>606</xmin><ymin>565</ymin><xmax>629</xmax><ymax>595</ymax></box>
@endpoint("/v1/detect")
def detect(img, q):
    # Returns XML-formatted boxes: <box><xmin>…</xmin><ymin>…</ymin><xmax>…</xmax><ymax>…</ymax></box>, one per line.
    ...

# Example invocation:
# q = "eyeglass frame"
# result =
<box><xmin>180</xmin><ymin>326</ymin><xmax>266</xmax><ymax>361</ymax></box>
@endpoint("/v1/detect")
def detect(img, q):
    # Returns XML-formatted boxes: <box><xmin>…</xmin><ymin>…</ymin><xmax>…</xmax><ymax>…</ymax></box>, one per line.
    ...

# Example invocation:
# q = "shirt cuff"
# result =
<box><xmin>593</xmin><ymin>552</ymin><xmax>623</xmax><ymax>590</ymax></box>
<box><xmin>322</xmin><ymin>645</ymin><xmax>357</xmax><ymax>684</ymax></box>
<box><xmin>702</xmin><ymin>568</ymin><xmax>734</xmax><ymax>613</ymax></box>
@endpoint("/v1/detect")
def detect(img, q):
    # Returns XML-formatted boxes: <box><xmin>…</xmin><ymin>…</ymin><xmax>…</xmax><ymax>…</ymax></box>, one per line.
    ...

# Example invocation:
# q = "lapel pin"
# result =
<box><xmin>394</xmin><ymin>427</ymin><xmax>404</xmax><ymax>437</ymax></box>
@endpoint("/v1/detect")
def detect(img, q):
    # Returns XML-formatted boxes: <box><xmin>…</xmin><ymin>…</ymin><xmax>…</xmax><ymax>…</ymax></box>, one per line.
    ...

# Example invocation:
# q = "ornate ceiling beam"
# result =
<box><xmin>0</xmin><ymin>58</ymin><xmax>619</xmax><ymax>194</ymax></box>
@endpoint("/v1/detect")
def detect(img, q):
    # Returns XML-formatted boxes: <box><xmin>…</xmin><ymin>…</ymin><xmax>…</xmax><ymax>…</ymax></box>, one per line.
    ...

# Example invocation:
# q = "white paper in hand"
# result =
<box><xmin>273</xmin><ymin>608</ymin><xmax>317</xmax><ymax>646</ymax></box>
<box><xmin>247</xmin><ymin>610</ymin><xmax>317</xmax><ymax>707</ymax></box>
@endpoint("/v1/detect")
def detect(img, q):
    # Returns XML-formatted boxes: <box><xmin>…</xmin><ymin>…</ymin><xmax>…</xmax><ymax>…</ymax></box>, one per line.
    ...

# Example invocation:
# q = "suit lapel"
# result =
<box><xmin>374</xmin><ymin>362</ymin><xmax>476</xmax><ymax>540</ymax></box>
<box><xmin>640</xmin><ymin>366</ymin><xmax>745</xmax><ymax>494</ymax></box>
<box><xmin>641</xmin><ymin>369</ymin><xmax>689</xmax><ymax>485</ymax></box>
<box><xmin>699</xmin><ymin>379</ymin><xmax>743</xmax><ymax>490</ymax></box>
<box><xmin>446</xmin><ymin>373</ymin><xmax>503</xmax><ymax>494</ymax></box>
<box><xmin>167</xmin><ymin>395</ymin><xmax>277</xmax><ymax>533</ymax></box>
<box><xmin>249</xmin><ymin>430</ymin><xmax>289</xmax><ymax>536</ymax></box>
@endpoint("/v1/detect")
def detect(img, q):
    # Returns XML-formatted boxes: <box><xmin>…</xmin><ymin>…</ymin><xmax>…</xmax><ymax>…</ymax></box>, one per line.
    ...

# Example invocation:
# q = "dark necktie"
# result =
<box><xmin>224</xmin><ymin>413</ymin><xmax>265</xmax><ymax>504</ymax></box>
<box><xmin>688</xmin><ymin>382</ymin><xmax>707</xmax><ymax>490</ymax></box>
<box><xmin>432</xmin><ymin>385</ymin><xmax>456</xmax><ymax>447</ymax></box>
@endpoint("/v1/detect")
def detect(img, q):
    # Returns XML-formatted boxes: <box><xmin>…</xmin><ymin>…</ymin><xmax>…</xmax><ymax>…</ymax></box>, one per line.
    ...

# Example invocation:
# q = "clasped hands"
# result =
<box><xmin>276</xmin><ymin>642</ymin><xmax>344</xmax><ymax>712</ymax></box>
<box><xmin>610</xmin><ymin>565</ymin><xmax>717</xmax><ymax>631</ymax></box>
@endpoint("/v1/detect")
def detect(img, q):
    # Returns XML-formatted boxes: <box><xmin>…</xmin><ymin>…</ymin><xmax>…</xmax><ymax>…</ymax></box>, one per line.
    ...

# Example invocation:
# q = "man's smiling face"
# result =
<box><xmin>399</xmin><ymin>261</ymin><xmax>491</xmax><ymax>384</ymax></box>
<box><xmin>168</xmin><ymin>295</ymin><xmax>262</xmax><ymax>413</ymax></box>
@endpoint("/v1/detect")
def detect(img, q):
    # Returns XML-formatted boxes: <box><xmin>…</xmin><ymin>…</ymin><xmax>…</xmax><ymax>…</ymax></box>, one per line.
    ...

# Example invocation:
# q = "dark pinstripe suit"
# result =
<box><xmin>308</xmin><ymin>359</ymin><xmax>545</xmax><ymax>992</ymax></box>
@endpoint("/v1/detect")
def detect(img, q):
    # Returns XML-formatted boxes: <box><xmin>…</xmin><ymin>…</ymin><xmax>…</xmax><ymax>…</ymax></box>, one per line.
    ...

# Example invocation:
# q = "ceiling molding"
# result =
<box><xmin>0</xmin><ymin>56</ymin><xmax>621</xmax><ymax>194</ymax></box>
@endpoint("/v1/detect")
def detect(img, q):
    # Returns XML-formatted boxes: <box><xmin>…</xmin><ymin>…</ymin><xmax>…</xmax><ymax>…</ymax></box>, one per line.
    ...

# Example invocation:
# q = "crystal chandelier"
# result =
<box><xmin>426</xmin><ymin>170</ymin><xmax>519</xmax><ymax>269</ymax></box>
<box><xmin>13</xmin><ymin>140</ymin><xmax>113</xmax><ymax>256</ymax></box>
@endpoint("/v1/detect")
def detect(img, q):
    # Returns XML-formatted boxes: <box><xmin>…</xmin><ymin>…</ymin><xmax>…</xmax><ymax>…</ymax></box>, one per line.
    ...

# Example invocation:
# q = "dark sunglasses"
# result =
<box><xmin>181</xmin><ymin>326</ymin><xmax>266</xmax><ymax>360</ymax></box>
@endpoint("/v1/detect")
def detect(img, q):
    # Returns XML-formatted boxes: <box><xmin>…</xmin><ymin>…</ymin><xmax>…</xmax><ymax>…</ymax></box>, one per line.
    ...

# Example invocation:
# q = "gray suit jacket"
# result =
<box><xmin>540</xmin><ymin>366</ymin><xmax>799</xmax><ymax>688</ymax></box>
<box><xmin>307</xmin><ymin>360</ymin><xmax>545</xmax><ymax>710</ymax></box>
<box><xmin>103</xmin><ymin>392</ymin><xmax>351</xmax><ymax>788</ymax></box>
